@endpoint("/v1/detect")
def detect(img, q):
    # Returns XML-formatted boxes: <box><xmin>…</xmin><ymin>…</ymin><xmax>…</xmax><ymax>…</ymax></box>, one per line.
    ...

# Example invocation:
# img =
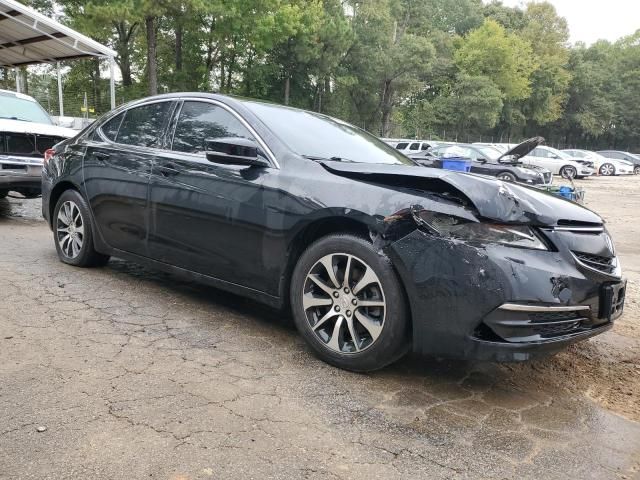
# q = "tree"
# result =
<box><xmin>455</xmin><ymin>19</ymin><xmax>535</xmax><ymax>102</ymax></box>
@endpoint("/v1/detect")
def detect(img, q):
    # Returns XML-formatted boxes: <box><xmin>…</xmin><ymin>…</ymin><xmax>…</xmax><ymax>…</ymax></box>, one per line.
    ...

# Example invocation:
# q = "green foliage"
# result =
<box><xmin>9</xmin><ymin>0</ymin><xmax>640</xmax><ymax>150</ymax></box>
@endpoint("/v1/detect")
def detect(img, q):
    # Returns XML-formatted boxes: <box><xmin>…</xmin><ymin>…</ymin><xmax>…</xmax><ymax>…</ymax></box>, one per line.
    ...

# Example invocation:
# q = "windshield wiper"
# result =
<box><xmin>0</xmin><ymin>116</ymin><xmax>30</xmax><ymax>122</ymax></box>
<box><xmin>302</xmin><ymin>155</ymin><xmax>355</xmax><ymax>163</ymax></box>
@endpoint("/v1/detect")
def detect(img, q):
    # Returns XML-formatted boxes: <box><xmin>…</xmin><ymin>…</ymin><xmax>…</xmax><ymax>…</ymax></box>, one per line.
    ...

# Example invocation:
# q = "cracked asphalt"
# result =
<box><xmin>1</xmin><ymin>177</ymin><xmax>640</xmax><ymax>480</ymax></box>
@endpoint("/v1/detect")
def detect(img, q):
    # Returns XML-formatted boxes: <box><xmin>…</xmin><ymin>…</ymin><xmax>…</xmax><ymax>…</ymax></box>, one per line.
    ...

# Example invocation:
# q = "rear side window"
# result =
<box><xmin>171</xmin><ymin>101</ymin><xmax>254</xmax><ymax>154</ymax></box>
<box><xmin>117</xmin><ymin>102</ymin><xmax>172</xmax><ymax>148</ymax></box>
<box><xmin>395</xmin><ymin>142</ymin><xmax>408</xmax><ymax>150</ymax></box>
<box><xmin>100</xmin><ymin>112</ymin><xmax>125</xmax><ymax>141</ymax></box>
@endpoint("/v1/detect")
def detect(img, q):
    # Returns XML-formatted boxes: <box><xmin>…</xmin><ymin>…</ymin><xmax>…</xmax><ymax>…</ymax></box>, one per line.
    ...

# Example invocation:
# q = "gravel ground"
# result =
<box><xmin>0</xmin><ymin>176</ymin><xmax>639</xmax><ymax>480</ymax></box>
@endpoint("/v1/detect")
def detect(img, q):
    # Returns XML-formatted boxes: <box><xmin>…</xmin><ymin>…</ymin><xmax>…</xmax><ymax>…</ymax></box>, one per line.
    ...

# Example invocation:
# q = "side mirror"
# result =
<box><xmin>205</xmin><ymin>137</ymin><xmax>270</xmax><ymax>167</ymax></box>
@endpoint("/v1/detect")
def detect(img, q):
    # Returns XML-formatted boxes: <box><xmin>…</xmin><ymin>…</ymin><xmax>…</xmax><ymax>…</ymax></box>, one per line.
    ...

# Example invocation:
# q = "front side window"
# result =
<box><xmin>531</xmin><ymin>147</ymin><xmax>547</xmax><ymax>158</ymax></box>
<box><xmin>117</xmin><ymin>102</ymin><xmax>172</xmax><ymax>148</ymax></box>
<box><xmin>409</xmin><ymin>143</ymin><xmax>420</xmax><ymax>151</ymax></box>
<box><xmin>172</xmin><ymin>101</ymin><xmax>254</xmax><ymax>154</ymax></box>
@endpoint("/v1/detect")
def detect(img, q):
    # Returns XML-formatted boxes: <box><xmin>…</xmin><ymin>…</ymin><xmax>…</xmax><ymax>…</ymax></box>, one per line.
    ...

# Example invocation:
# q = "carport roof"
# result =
<box><xmin>0</xmin><ymin>0</ymin><xmax>116</xmax><ymax>68</ymax></box>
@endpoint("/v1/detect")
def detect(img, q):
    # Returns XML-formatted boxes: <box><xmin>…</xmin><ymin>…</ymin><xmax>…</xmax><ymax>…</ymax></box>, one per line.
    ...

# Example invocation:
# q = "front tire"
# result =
<box><xmin>290</xmin><ymin>234</ymin><xmax>409</xmax><ymax>372</ymax></box>
<box><xmin>0</xmin><ymin>190</ymin><xmax>7</xmax><ymax>199</ymax></box>
<box><xmin>635</xmin><ymin>166</ymin><xmax>640</xmax><ymax>175</ymax></box>
<box><xmin>599</xmin><ymin>163</ymin><xmax>615</xmax><ymax>176</ymax></box>
<box><xmin>560</xmin><ymin>165</ymin><xmax>577</xmax><ymax>179</ymax></box>
<box><xmin>53</xmin><ymin>189</ymin><xmax>110</xmax><ymax>267</ymax></box>
<box><xmin>497</xmin><ymin>172</ymin><xmax>517</xmax><ymax>182</ymax></box>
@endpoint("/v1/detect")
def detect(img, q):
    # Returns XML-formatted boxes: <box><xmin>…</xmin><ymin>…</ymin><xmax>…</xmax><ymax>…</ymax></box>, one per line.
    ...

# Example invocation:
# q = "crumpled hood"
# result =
<box><xmin>320</xmin><ymin>161</ymin><xmax>602</xmax><ymax>226</ymax></box>
<box><xmin>0</xmin><ymin>118</ymin><xmax>77</xmax><ymax>138</ymax></box>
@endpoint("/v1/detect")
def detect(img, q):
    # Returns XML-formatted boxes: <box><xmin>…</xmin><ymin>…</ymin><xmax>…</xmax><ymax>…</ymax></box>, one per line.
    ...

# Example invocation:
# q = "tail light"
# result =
<box><xmin>44</xmin><ymin>148</ymin><xmax>55</xmax><ymax>165</ymax></box>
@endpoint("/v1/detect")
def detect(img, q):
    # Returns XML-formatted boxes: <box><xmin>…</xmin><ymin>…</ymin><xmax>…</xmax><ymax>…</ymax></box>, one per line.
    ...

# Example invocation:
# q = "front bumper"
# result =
<box><xmin>0</xmin><ymin>155</ymin><xmax>43</xmax><ymax>192</ymax></box>
<box><xmin>386</xmin><ymin>227</ymin><xmax>624</xmax><ymax>362</ymax></box>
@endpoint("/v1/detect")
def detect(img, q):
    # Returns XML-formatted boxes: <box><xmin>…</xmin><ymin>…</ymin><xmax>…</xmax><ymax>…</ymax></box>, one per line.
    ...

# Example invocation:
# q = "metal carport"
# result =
<box><xmin>0</xmin><ymin>0</ymin><xmax>117</xmax><ymax>114</ymax></box>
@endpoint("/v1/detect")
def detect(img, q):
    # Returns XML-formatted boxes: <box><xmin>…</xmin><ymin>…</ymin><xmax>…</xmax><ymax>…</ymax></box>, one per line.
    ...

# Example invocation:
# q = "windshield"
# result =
<box><xmin>475</xmin><ymin>145</ymin><xmax>501</xmax><ymax>160</ymax></box>
<box><xmin>243</xmin><ymin>101</ymin><xmax>415</xmax><ymax>165</ymax></box>
<box><xmin>548</xmin><ymin>147</ymin><xmax>572</xmax><ymax>160</ymax></box>
<box><xmin>0</xmin><ymin>94</ymin><xmax>52</xmax><ymax>124</ymax></box>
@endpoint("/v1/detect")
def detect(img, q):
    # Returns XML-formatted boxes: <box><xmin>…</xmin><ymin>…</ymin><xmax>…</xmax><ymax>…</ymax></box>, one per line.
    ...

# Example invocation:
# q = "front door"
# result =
<box><xmin>83</xmin><ymin>101</ymin><xmax>174</xmax><ymax>256</ymax></box>
<box><xmin>148</xmin><ymin>100</ymin><xmax>276</xmax><ymax>291</ymax></box>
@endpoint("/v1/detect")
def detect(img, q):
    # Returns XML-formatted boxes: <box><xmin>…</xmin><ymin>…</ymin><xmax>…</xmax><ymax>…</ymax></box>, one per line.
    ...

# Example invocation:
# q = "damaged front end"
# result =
<box><xmin>322</xmin><ymin>161</ymin><xmax>625</xmax><ymax>361</ymax></box>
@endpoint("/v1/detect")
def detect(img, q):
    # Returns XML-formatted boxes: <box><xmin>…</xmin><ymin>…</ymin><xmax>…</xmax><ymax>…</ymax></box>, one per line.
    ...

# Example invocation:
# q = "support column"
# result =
<box><xmin>15</xmin><ymin>67</ymin><xmax>21</xmax><ymax>93</ymax></box>
<box><xmin>109</xmin><ymin>57</ymin><xmax>116</xmax><ymax>110</ymax></box>
<box><xmin>56</xmin><ymin>62</ymin><xmax>64</xmax><ymax>117</ymax></box>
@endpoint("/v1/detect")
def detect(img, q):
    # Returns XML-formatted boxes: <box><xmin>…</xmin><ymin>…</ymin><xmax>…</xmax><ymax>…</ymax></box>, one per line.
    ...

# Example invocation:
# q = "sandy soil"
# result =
<box><xmin>504</xmin><ymin>174</ymin><xmax>640</xmax><ymax>422</ymax></box>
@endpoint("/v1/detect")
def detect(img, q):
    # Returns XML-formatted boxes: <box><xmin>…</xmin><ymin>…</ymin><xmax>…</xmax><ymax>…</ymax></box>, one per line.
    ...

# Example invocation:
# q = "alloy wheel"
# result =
<box><xmin>600</xmin><ymin>164</ymin><xmax>614</xmax><ymax>176</ymax></box>
<box><xmin>302</xmin><ymin>253</ymin><xmax>386</xmax><ymax>354</ymax></box>
<box><xmin>56</xmin><ymin>200</ymin><xmax>84</xmax><ymax>259</ymax></box>
<box><xmin>561</xmin><ymin>166</ymin><xmax>577</xmax><ymax>179</ymax></box>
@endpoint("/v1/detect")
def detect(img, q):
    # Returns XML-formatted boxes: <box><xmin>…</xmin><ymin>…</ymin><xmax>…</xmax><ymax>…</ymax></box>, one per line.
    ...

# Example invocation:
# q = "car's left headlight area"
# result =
<box><xmin>411</xmin><ymin>209</ymin><xmax>549</xmax><ymax>251</ymax></box>
<box><xmin>383</xmin><ymin>206</ymin><xmax>624</xmax><ymax>362</ymax></box>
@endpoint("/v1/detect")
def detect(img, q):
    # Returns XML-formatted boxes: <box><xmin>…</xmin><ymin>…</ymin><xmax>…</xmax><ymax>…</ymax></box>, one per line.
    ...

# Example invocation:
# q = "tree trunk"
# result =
<box><xmin>380</xmin><ymin>80</ymin><xmax>394</xmax><ymax>137</ymax></box>
<box><xmin>114</xmin><ymin>21</ymin><xmax>137</xmax><ymax>88</ymax></box>
<box><xmin>93</xmin><ymin>59</ymin><xmax>101</xmax><ymax>112</ymax></box>
<box><xmin>284</xmin><ymin>74</ymin><xmax>290</xmax><ymax>106</ymax></box>
<box><xmin>175</xmin><ymin>20</ymin><xmax>183</xmax><ymax>74</ymax></box>
<box><xmin>145</xmin><ymin>15</ymin><xmax>158</xmax><ymax>96</ymax></box>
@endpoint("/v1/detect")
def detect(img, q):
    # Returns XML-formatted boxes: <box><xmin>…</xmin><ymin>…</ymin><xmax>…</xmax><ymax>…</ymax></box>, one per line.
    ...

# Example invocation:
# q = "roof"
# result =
<box><xmin>0</xmin><ymin>0</ymin><xmax>116</xmax><ymax>68</ymax></box>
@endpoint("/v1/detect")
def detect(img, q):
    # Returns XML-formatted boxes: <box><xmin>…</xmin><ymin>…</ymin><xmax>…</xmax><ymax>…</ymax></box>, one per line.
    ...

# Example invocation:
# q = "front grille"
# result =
<box><xmin>0</xmin><ymin>133</ymin><xmax>64</xmax><ymax>158</ymax></box>
<box><xmin>528</xmin><ymin>311</ymin><xmax>583</xmax><ymax>323</ymax></box>
<box><xmin>572</xmin><ymin>251</ymin><xmax>616</xmax><ymax>274</ymax></box>
<box><xmin>531</xmin><ymin>321</ymin><xmax>583</xmax><ymax>337</ymax></box>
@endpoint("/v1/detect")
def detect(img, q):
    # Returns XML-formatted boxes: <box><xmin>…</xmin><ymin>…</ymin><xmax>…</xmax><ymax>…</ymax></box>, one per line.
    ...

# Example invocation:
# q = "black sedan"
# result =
<box><xmin>42</xmin><ymin>93</ymin><xmax>625</xmax><ymax>371</ymax></box>
<box><xmin>410</xmin><ymin>141</ymin><xmax>553</xmax><ymax>185</ymax></box>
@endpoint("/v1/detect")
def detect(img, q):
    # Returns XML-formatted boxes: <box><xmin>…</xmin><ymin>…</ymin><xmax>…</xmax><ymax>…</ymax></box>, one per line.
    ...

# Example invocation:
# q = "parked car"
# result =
<box><xmin>412</xmin><ymin>139</ymin><xmax>552</xmax><ymax>185</ymax></box>
<box><xmin>393</xmin><ymin>140</ymin><xmax>437</xmax><ymax>155</ymax></box>
<box><xmin>520</xmin><ymin>145</ymin><xmax>594</xmax><ymax>179</ymax></box>
<box><xmin>563</xmin><ymin>149</ymin><xmax>634</xmax><ymax>176</ymax></box>
<box><xmin>42</xmin><ymin>93</ymin><xmax>625</xmax><ymax>371</ymax></box>
<box><xmin>0</xmin><ymin>89</ymin><xmax>76</xmax><ymax>198</ymax></box>
<box><xmin>597</xmin><ymin>151</ymin><xmax>640</xmax><ymax>175</ymax></box>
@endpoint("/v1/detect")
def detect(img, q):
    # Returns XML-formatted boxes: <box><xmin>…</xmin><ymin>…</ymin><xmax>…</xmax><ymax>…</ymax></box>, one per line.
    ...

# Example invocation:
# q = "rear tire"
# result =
<box><xmin>53</xmin><ymin>189</ymin><xmax>110</xmax><ymax>267</ymax></box>
<box><xmin>0</xmin><ymin>191</ymin><xmax>7</xmax><ymax>199</ymax></box>
<box><xmin>560</xmin><ymin>165</ymin><xmax>577</xmax><ymax>179</ymax></box>
<box><xmin>635</xmin><ymin>166</ymin><xmax>640</xmax><ymax>175</ymax></box>
<box><xmin>290</xmin><ymin>234</ymin><xmax>409</xmax><ymax>372</ymax></box>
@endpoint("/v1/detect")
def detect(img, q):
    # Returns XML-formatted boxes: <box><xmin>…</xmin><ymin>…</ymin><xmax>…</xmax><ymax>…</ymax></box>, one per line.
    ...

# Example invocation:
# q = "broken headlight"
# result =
<box><xmin>412</xmin><ymin>210</ymin><xmax>549</xmax><ymax>250</ymax></box>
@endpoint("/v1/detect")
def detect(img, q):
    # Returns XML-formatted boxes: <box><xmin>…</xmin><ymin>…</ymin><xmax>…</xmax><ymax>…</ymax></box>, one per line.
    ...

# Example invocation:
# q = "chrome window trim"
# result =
<box><xmin>174</xmin><ymin>97</ymin><xmax>279</xmax><ymax>169</ymax></box>
<box><xmin>499</xmin><ymin>304</ymin><xmax>590</xmax><ymax>312</ymax></box>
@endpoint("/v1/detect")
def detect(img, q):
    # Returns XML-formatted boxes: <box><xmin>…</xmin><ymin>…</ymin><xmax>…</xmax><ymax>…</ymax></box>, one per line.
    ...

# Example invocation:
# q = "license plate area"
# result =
<box><xmin>599</xmin><ymin>281</ymin><xmax>626</xmax><ymax>321</ymax></box>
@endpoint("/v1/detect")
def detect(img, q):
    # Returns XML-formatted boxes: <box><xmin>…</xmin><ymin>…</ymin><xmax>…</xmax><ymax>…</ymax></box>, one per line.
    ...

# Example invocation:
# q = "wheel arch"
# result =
<box><xmin>279</xmin><ymin>214</ymin><xmax>414</xmax><ymax>340</ymax></box>
<box><xmin>48</xmin><ymin>181</ymin><xmax>81</xmax><ymax>228</ymax></box>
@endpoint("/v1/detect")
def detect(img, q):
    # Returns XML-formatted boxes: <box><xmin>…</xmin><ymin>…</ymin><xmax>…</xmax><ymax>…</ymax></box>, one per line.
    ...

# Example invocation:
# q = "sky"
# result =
<box><xmin>496</xmin><ymin>0</ymin><xmax>640</xmax><ymax>45</ymax></box>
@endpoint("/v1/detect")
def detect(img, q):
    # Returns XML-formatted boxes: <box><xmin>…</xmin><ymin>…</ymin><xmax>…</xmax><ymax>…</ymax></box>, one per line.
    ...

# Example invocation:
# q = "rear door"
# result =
<box><xmin>83</xmin><ymin>100</ymin><xmax>175</xmax><ymax>256</ymax></box>
<box><xmin>148</xmin><ymin>99</ymin><xmax>276</xmax><ymax>290</ymax></box>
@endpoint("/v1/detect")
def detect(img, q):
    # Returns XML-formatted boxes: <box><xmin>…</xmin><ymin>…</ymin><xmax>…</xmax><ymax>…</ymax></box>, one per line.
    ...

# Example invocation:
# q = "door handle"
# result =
<box><xmin>94</xmin><ymin>152</ymin><xmax>110</xmax><ymax>161</ymax></box>
<box><xmin>158</xmin><ymin>163</ymin><xmax>180</xmax><ymax>177</ymax></box>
